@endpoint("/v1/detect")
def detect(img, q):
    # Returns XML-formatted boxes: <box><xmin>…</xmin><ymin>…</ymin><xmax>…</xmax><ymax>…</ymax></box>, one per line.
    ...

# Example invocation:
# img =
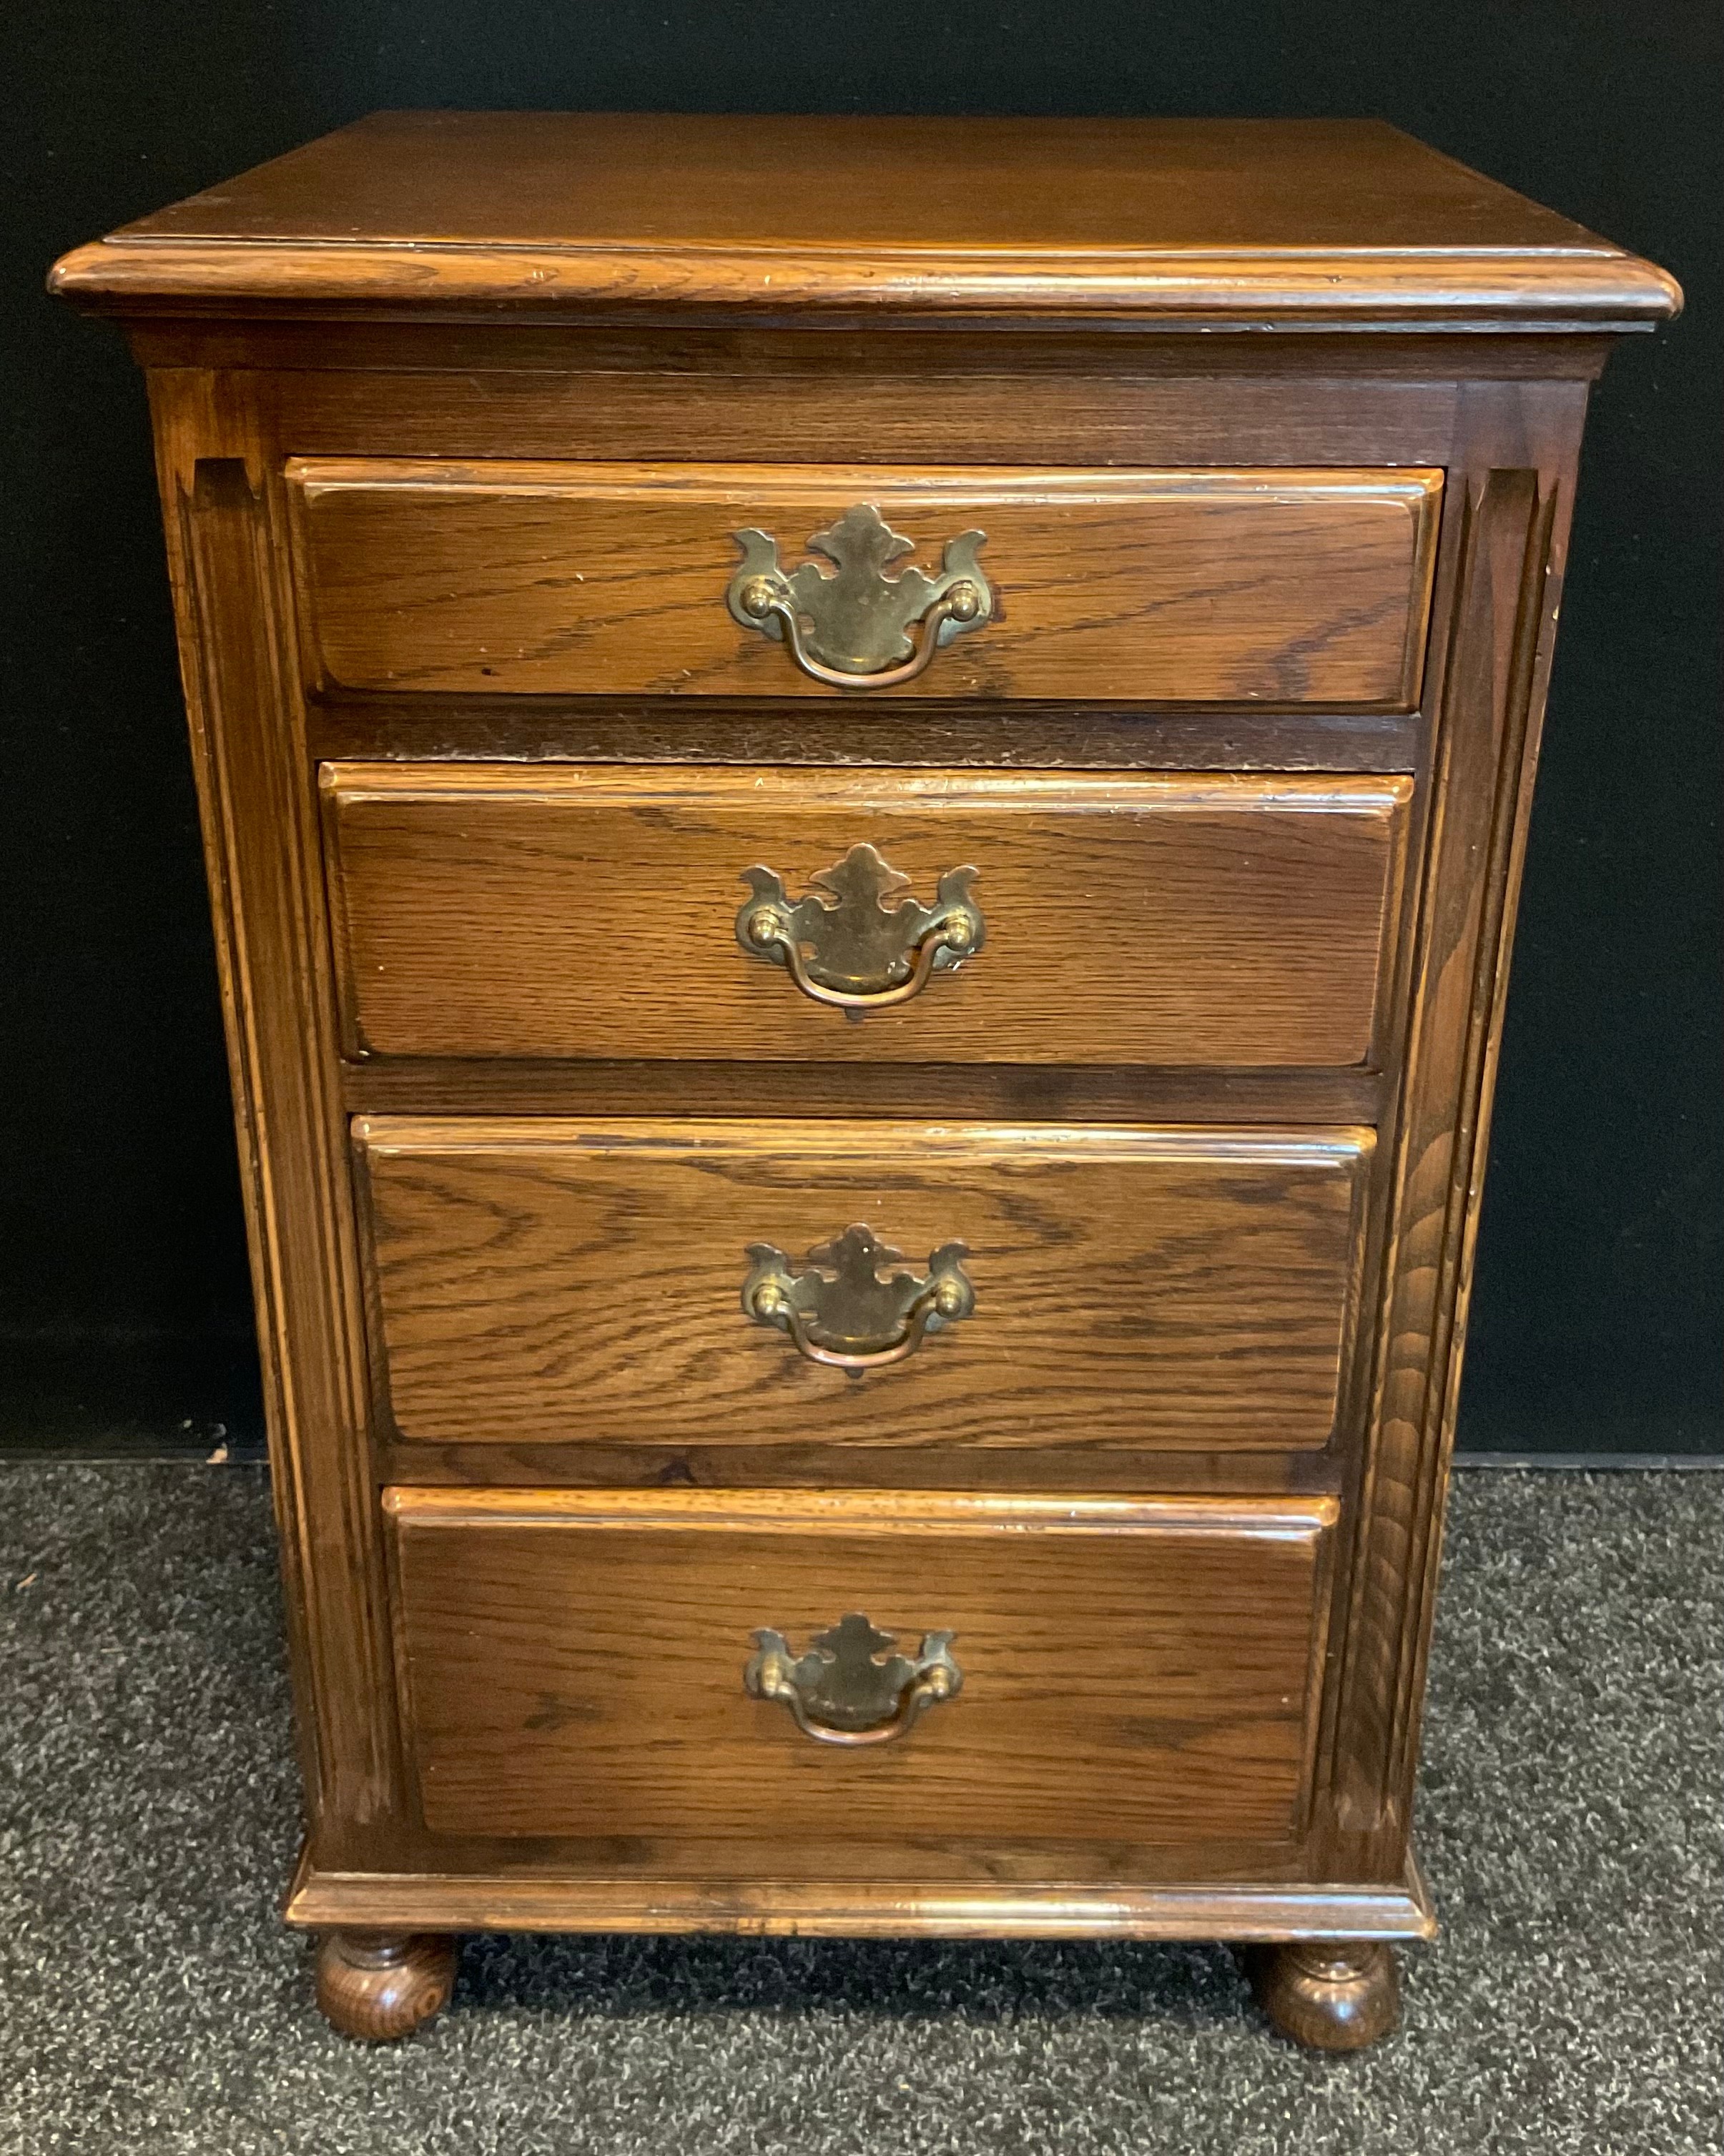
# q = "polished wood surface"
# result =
<box><xmin>340</xmin><ymin>1059</ymin><xmax>1386</xmax><ymax>1129</ymax></box>
<box><xmin>310</xmin><ymin>694</ymin><xmax>1424</xmax><ymax>781</ymax></box>
<box><xmin>52</xmin><ymin>112</ymin><xmax>1674</xmax><ymax>2047</ymax></box>
<box><xmin>323</xmin><ymin>766</ymin><xmax>1411</xmax><ymax>1069</ymax></box>
<box><xmin>1247</xmin><ymin>1941</ymin><xmax>1402</xmax><ymax>2051</ymax></box>
<box><xmin>375</xmin><ymin>1439</ymin><xmax>1344</xmax><ymax>1496</ymax></box>
<box><xmin>313</xmin><ymin>1931</ymin><xmax>457</xmax><ymax>2042</ymax></box>
<box><xmin>290</xmin><ymin>462</ymin><xmax>1441</xmax><ymax>706</ymax></box>
<box><xmin>49</xmin><ymin>114</ymin><xmax>1680</xmax><ymax>330</ymax></box>
<box><xmin>285</xmin><ymin>1846</ymin><xmax>1438</xmax><ymax>1942</ymax></box>
<box><xmin>354</xmin><ymin>1119</ymin><xmax>1372</xmax><ymax>1451</ymax></box>
<box><xmin>1336</xmin><ymin>455</ymin><xmax>1573</xmax><ymax>1841</ymax></box>
<box><xmin>385</xmin><ymin>1488</ymin><xmax>1336</xmax><ymax>1843</ymax></box>
<box><xmin>149</xmin><ymin>427</ymin><xmax>402</xmax><ymax>1863</ymax></box>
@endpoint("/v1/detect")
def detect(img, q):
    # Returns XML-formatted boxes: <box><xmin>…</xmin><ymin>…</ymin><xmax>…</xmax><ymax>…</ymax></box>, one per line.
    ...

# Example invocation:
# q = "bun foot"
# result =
<box><xmin>314</xmin><ymin>1929</ymin><xmax>458</xmax><ymax>2040</ymax></box>
<box><xmin>1246</xmin><ymin>1940</ymin><xmax>1400</xmax><ymax>2052</ymax></box>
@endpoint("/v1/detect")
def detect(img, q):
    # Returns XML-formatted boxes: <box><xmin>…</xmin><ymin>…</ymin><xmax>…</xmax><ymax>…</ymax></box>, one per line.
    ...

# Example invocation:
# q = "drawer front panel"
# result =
<box><xmin>355</xmin><ymin>1119</ymin><xmax>1372</xmax><ymax>1451</ymax></box>
<box><xmin>323</xmin><ymin>766</ymin><xmax>1412</xmax><ymax>1068</ymax></box>
<box><xmin>290</xmin><ymin>460</ymin><xmax>1442</xmax><ymax>706</ymax></box>
<box><xmin>385</xmin><ymin>1488</ymin><xmax>1337</xmax><ymax>1844</ymax></box>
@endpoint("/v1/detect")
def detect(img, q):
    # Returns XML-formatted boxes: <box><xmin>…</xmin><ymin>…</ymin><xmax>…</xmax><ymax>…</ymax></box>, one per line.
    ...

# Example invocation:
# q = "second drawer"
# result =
<box><xmin>354</xmin><ymin>1117</ymin><xmax>1372</xmax><ymax>1452</ymax></box>
<box><xmin>321</xmin><ymin>765</ymin><xmax>1412</xmax><ymax>1069</ymax></box>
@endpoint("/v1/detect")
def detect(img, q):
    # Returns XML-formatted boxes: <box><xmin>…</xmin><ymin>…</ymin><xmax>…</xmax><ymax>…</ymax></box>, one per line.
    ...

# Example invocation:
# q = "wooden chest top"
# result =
<box><xmin>49</xmin><ymin>111</ymin><xmax>1678</xmax><ymax>330</ymax></box>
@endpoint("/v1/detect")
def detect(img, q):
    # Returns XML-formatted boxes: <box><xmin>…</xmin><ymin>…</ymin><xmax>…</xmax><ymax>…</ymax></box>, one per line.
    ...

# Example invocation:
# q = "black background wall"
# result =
<box><xmin>7</xmin><ymin>2</ymin><xmax>1719</xmax><ymax>1457</ymax></box>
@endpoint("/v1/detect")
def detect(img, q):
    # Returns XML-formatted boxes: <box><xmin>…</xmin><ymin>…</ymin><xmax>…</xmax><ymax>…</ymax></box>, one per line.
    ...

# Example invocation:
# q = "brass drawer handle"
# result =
<box><xmin>727</xmin><ymin>503</ymin><xmax>992</xmax><ymax>689</ymax></box>
<box><xmin>745</xmin><ymin>1613</ymin><xmax>962</xmax><ymax>1746</ymax></box>
<box><xmin>737</xmin><ymin>842</ymin><xmax>983</xmax><ymax>1012</ymax></box>
<box><xmin>742</xmin><ymin>1225</ymin><xmax>975</xmax><ymax>1372</ymax></box>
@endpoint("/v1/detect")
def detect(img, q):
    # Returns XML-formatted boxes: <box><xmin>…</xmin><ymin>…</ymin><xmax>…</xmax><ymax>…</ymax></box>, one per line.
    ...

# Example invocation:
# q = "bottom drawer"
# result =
<box><xmin>386</xmin><ymin>1488</ymin><xmax>1337</xmax><ymax>1850</ymax></box>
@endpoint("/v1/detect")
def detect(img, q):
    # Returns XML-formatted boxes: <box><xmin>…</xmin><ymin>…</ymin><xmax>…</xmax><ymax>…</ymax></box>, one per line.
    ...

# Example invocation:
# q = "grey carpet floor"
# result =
<box><xmin>0</xmin><ymin>1465</ymin><xmax>1718</xmax><ymax>2156</ymax></box>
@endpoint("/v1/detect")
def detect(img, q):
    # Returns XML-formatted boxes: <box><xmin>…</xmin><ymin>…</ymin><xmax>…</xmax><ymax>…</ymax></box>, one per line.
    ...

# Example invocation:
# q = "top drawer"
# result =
<box><xmin>286</xmin><ymin>460</ymin><xmax>1442</xmax><ymax>707</ymax></box>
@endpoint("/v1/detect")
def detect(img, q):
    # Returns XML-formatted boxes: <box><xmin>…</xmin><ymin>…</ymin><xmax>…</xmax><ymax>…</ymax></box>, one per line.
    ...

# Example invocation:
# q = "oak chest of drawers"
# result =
<box><xmin>53</xmin><ymin>113</ymin><xmax>1677</xmax><ymax>2048</ymax></box>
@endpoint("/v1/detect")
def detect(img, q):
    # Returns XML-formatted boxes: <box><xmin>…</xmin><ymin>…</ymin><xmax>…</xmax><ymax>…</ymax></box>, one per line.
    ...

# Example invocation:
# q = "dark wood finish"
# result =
<box><xmin>376</xmin><ymin>1440</ymin><xmax>1345</xmax><ymax>1495</ymax></box>
<box><xmin>1247</xmin><ymin>1941</ymin><xmax>1401</xmax><ymax>2052</ymax></box>
<box><xmin>353</xmin><ymin>1119</ymin><xmax>1372</xmax><ymax>1452</ymax></box>
<box><xmin>340</xmin><ymin>1058</ymin><xmax>1388</xmax><ymax>1127</ymax></box>
<box><xmin>300</xmin><ymin>1831</ymin><xmax>1324</xmax><ymax>1894</ymax></box>
<box><xmin>243</xmin><ymin>358</ymin><xmax>1554</xmax><ymax>520</ymax></box>
<box><xmin>313</xmin><ymin>1930</ymin><xmax>458</xmax><ymax>2041</ymax></box>
<box><xmin>51</xmin><ymin>114</ymin><xmax>1675</xmax><ymax>2047</ymax></box>
<box><xmin>49</xmin><ymin>114</ymin><xmax>1678</xmax><ymax>330</ymax></box>
<box><xmin>147</xmin><ymin>405</ymin><xmax>403</xmax><ymax>1872</ymax></box>
<box><xmin>1333</xmin><ymin>453</ymin><xmax>1573</xmax><ymax>1849</ymax></box>
<box><xmin>323</xmin><ymin>766</ymin><xmax>1411</xmax><ymax>1068</ymax></box>
<box><xmin>125</xmin><ymin>320</ymin><xmax>1620</xmax><ymax>383</ymax></box>
<box><xmin>385</xmin><ymin>1488</ymin><xmax>1336</xmax><ymax>1844</ymax></box>
<box><xmin>290</xmin><ymin>462</ymin><xmax>1440</xmax><ymax>706</ymax></box>
<box><xmin>307</xmin><ymin>694</ymin><xmax>1424</xmax><ymax>778</ymax></box>
<box><xmin>285</xmin><ymin>1844</ymin><xmax>1437</xmax><ymax>1942</ymax></box>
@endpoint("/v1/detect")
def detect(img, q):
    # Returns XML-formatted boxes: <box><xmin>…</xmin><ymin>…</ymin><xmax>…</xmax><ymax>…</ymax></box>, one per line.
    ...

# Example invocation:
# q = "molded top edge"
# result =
<box><xmin>49</xmin><ymin>113</ymin><xmax>1682</xmax><ymax>330</ymax></box>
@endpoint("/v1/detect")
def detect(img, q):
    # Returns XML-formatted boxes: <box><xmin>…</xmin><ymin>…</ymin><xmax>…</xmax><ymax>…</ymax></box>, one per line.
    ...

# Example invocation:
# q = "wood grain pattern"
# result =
<box><xmin>48</xmin><ymin>114</ymin><xmax>1680</xmax><ymax>330</ymax></box>
<box><xmin>129</xmin><ymin>321</ymin><xmax>1617</xmax><ymax>384</ymax></box>
<box><xmin>290</xmin><ymin>462</ymin><xmax>1442</xmax><ymax>707</ymax></box>
<box><xmin>284</xmin><ymin>1846</ymin><xmax>1439</xmax><ymax>1940</ymax></box>
<box><xmin>313</xmin><ymin>1932</ymin><xmax>457</xmax><ymax>2042</ymax></box>
<box><xmin>384</xmin><ymin>1488</ymin><xmax>1336</xmax><ymax>1844</ymax></box>
<box><xmin>376</xmin><ymin>1440</ymin><xmax>1344</xmax><ymax>1496</ymax></box>
<box><xmin>354</xmin><ymin>1119</ymin><xmax>1373</xmax><ymax>1453</ymax></box>
<box><xmin>1332</xmin><ymin>450</ymin><xmax>1572</xmax><ymax>1841</ymax></box>
<box><xmin>50</xmin><ymin>115</ymin><xmax>1672</xmax><ymax>1999</ymax></box>
<box><xmin>152</xmin><ymin>392</ymin><xmax>404</xmax><ymax>1868</ymax></box>
<box><xmin>340</xmin><ymin>1058</ymin><xmax>1386</xmax><ymax>1128</ymax></box>
<box><xmin>322</xmin><ymin>766</ymin><xmax>1412</xmax><ymax>1069</ymax></box>
<box><xmin>272</xmin><ymin>361</ymin><xmax>1469</xmax><ymax>519</ymax></box>
<box><xmin>308</xmin><ymin>693</ymin><xmax>1423</xmax><ymax>780</ymax></box>
<box><xmin>1247</xmin><ymin>1941</ymin><xmax>1400</xmax><ymax>2050</ymax></box>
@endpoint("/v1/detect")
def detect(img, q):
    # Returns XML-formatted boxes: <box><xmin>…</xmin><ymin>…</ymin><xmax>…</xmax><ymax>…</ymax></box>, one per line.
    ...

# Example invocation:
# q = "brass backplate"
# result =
<box><xmin>727</xmin><ymin>503</ymin><xmax>992</xmax><ymax>678</ymax></box>
<box><xmin>736</xmin><ymin>842</ymin><xmax>982</xmax><ymax>1000</ymax></box>
<box><xmin>745</xmin><ymin>1613</ymin><xmax>962</xmax><ymax>1739</ymax></box>
<box><xmin>742</xmin><ymin>1225</ymin><xmax>975</xmax><ymax>1360</ymax></box>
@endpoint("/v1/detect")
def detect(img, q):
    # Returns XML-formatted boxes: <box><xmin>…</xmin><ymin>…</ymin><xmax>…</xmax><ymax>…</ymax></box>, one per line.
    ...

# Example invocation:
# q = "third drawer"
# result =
<box><xmin>353</xmin><ymin>1117</ymin><xmax>1373</xmax><ymax>1453</ymax></box>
